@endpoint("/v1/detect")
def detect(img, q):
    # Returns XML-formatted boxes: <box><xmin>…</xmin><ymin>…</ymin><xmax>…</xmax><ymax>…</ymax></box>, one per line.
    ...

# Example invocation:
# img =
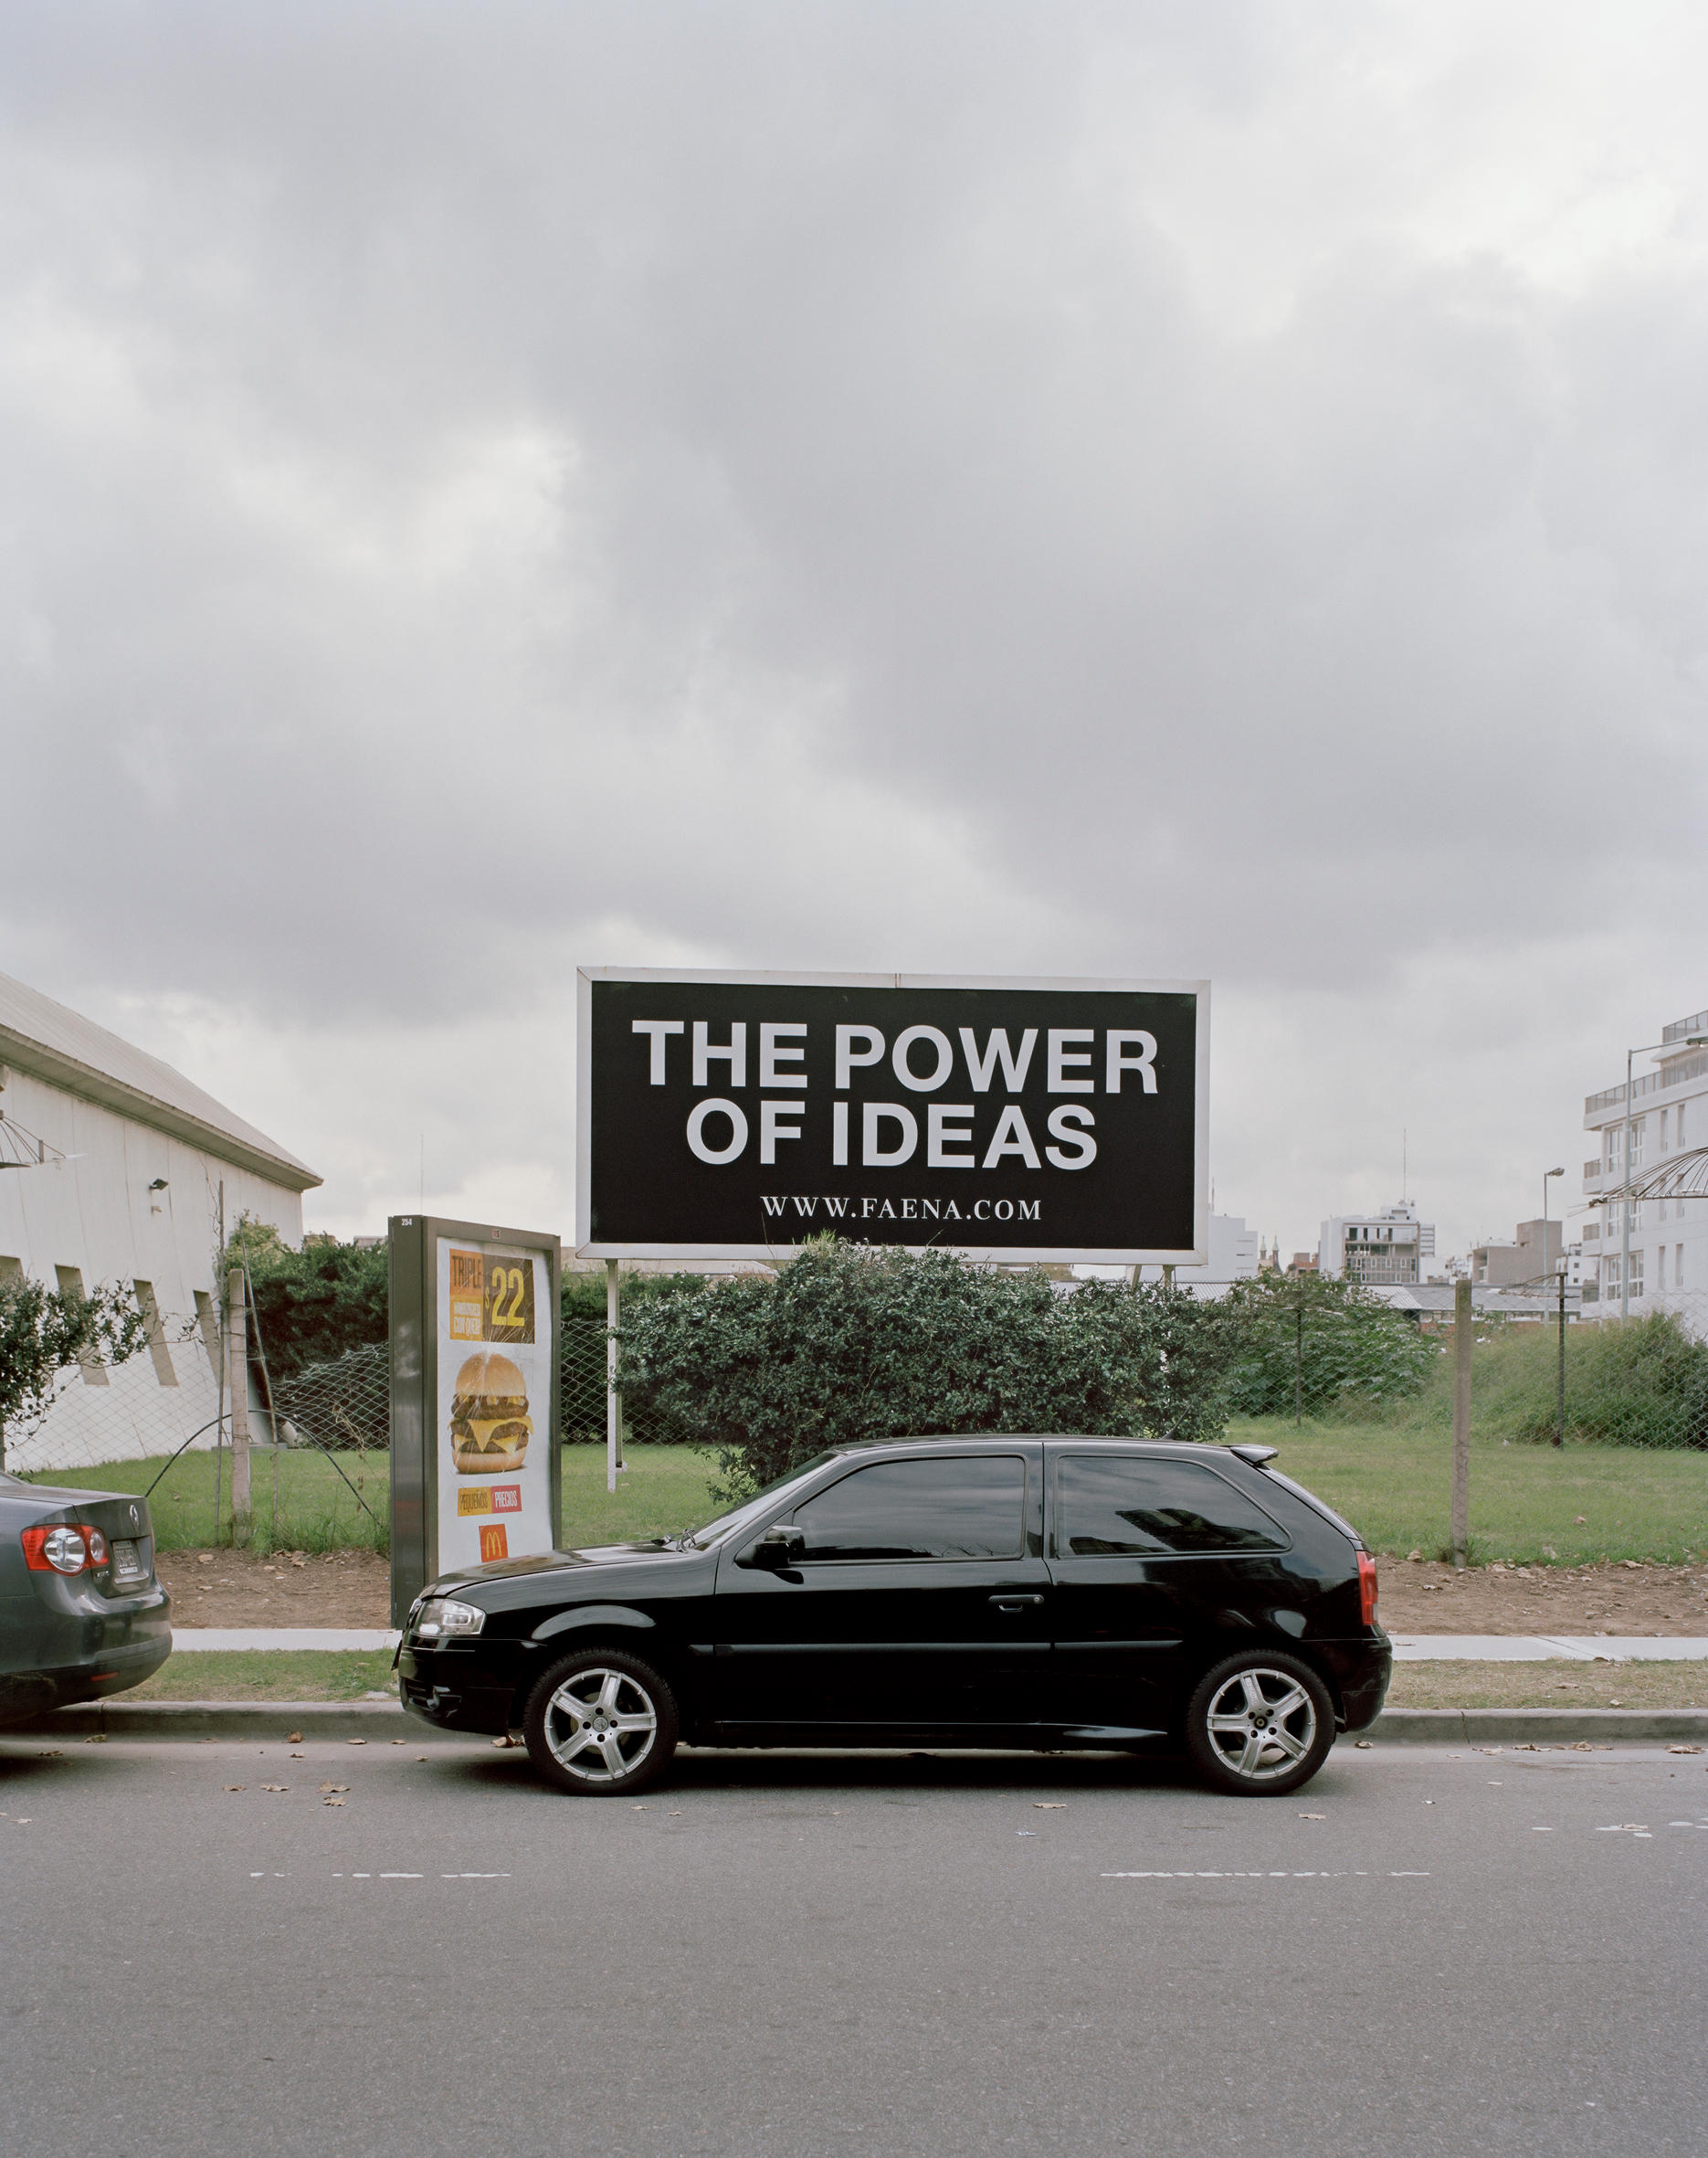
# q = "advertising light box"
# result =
<box><xmin>574</xmin><ymin>969</ymin><xmax>1208</xmax><ymax>1264</ymax></box>
<box><xmin>388</xmin><ymin>1215</ymin><xmax>562</xmax><ymax>1625</ymax></box>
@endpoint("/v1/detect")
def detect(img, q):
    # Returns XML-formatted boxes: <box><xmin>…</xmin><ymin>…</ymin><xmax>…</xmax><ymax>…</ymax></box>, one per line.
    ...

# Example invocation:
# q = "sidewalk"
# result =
<box><xmin>166</xmin><ymin>1627</ymin><xmax>1708</xmax><ymax>1660</ymax></box>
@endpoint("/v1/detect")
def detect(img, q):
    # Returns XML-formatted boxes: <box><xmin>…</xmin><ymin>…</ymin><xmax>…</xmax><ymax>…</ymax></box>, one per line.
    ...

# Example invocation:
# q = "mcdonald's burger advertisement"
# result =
<box><xmin>575</xmin><ymin>969</ymin><xmax>1208</xmax><ymax>1264</ymax></box>
<box><xmin>434</xmin><ymin>1237</ymin><xmax>554</xmax><ymax>1570</ymax></box>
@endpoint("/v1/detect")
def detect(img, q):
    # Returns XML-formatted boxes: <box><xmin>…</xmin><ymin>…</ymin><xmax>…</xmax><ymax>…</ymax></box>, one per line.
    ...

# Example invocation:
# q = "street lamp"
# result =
<box><xmin>1542</xmin><ymin>1166</ymin><xmax>1563</xmax><ymax>1280</ymax></box>
<box><xmin>1617</xmin><ymin>1035</ymin><xmax>1708</xmax><ymax>1320</ymax></box>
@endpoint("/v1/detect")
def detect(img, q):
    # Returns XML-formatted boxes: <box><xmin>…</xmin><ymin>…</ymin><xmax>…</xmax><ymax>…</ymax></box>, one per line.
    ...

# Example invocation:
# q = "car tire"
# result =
<box><xmin>1184</xmin><ymin>1650</ymin><xmax>1335</xmax><ymax>1797</ymax></box>
<box><xmin>522</xmin><ymin>1647</ymin><xmax>679</xmax><ymax>1797</ymax></box>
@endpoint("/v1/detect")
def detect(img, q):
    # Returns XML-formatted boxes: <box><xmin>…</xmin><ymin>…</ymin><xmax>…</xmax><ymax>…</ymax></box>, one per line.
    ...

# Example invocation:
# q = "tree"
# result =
<box><xmin>0</xmin><ymin>1275</ymin><xmax>151</xmax><ymax>1471</ymax></box>
<box><xmin>616</xmin><ymin>1240</ymin><xmax>1249</xmax><ymax>1499</ymax></box>
<box><xmin>1220</xmin><ymin>1272</ymin><xmax>1434</xmax><ymax>1417</ymax></box>
<box><xmin>231</xmin><ymin>1222</ymin><xmax>390</xmax><ymax>1380</ymax></box>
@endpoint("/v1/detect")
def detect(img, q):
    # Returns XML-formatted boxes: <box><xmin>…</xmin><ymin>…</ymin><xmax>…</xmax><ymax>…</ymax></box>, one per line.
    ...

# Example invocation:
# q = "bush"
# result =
<box><xmin>230</xmin><ymin>1223</ymin><xmax>389</xmax><ymax>1381</ymax></box>
<box><xmin>615</xmin><ymin>1241</ymin><xmax>1248</xmax><ymax>1497</ymax></box>
<box><xmin>1397</xmin><ymin>1308</ymin><xmax>1708</xmax><ymax>1449</ymax></box>
<box><xmin>1221</xmin><ymin>1275</ymin><xmax>1436</xmax><ymax>1417</ymax></box>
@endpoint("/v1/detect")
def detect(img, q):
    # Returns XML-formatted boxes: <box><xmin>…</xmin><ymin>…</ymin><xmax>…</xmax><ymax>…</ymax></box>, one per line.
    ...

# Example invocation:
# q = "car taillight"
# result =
<box><xmin>1357</xmin><ymin>1550</ymin><xmax>1379</xmax><ymax>1628</ymax></box>
<box><xmin>22</xmin><ymin>1524</ymin><xmax>101</xmax><ymax>1573</ymax></box>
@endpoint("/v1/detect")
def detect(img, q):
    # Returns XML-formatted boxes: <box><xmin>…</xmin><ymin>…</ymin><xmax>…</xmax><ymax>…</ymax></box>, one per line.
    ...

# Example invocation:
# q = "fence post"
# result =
<box><xmin>1555</xmin><ymin>1269</ymin><xmax>1566</xmax><ymax>1448</ymax></box>
<box><xmin>606</xmin><ymin>1259</ymin><xmax>621</xmax><ymax>1495</ymax></box>
<box><xmin>1294</xmin><ymin>1301</ymin><xmax>1303</xmax><ymax>1427</ymax></box>
<box><xmin>227</xmin><ymin>1265</ymin><xmax>251</xmax><ymax>1528</ymax></box>
<box><xmin>1450</xmin><ymin>1277</ymin><xmax>1472</xmax><ymax>1568</ymax></box>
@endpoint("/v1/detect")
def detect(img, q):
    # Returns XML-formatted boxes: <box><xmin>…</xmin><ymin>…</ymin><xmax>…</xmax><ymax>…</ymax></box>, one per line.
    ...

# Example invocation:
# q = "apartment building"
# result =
<box><xmin>1317</xmin><ymin>1201</ymin><xmax>1436</xmax><ymax>1285</ymax></box>
<box><xmin>1580</xmin><ymin>1003</ymin><xmax>1708</xmax><ymax>1320</ymax></box>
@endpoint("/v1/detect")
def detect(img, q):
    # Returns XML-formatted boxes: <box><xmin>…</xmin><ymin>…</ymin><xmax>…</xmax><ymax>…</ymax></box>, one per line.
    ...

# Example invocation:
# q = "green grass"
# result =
<box><xmin>16</xmin><ymin>1446</ymin><xmax>390</xmax><ymax>1555</ymax></box>
<box><xmin>26</xmin><ymin>1427</ymin><xmax>1705</xmax><ymax>1570</ymax></box>
<box><xmin>16</xmin><ymin>1443</ymin><xmax>723</xmax><ymax>1558</ymax></box>
<box><xmin>1236</xmin><ymin>1416</ymin><xmax>1708</xmax><ymax>1565</ymax></box>
<box><xmin>560</xmin><ymin>1444</ymin><xmax>722</xmax><ymax>1547</ymax></box>
<box><xmin>1386</xmin><ymin>1659</ymin><xmax>1708</xmax><ymax>1711</ymax></box>
<box><xmin>130</xmin><ymin>1650</ymin><xmax>396</xmax><ymax>1701</ymax></box>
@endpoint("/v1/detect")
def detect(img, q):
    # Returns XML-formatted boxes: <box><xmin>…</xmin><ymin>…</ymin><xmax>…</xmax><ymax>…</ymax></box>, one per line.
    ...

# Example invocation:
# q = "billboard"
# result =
<box><xmin>574</xmin><ymin>969</ymin><xmax>1207</xmax><ymax>1264</ymax></box>
<box><xmin>388</xmin><ymin>1216</ymin><xmax>562</xmax><ymax>1624</ymax></box>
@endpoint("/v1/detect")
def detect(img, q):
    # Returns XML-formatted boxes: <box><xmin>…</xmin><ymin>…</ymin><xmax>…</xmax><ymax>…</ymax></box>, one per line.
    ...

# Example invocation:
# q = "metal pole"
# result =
<box><xmin>227</xmin><ymin>1264</ymin><xmax>251</xmax><ymax>1526</ymax></box>
<box><xmin>606</xmin><ymin>1258</ymin><xmax>620</xmax><ymax>1496</ymax></box>
<box><xmin>1450</xmin><ymin>1277</ymin><xmax>1472</xmax><ymax>1568</ymax></box>
<box><xmin>212</xmin><ymin>1182</ymin><xmax>225</xmax><ymax>1541</ymax></box>
<box><xmin>1622</xmin><ymin>1047</ymin><xmax>1633</xmax><ymax>1321</ymax></box>
<box><xmin>1293</xmin><ymin>1299</ymin><xmax>1303</xmax><ymax>1427</ymax></box>
<box><xmin>1555</xmin><ymin>1267</ymin><xmax>1566</xmax><ymax>1449</ymax></box>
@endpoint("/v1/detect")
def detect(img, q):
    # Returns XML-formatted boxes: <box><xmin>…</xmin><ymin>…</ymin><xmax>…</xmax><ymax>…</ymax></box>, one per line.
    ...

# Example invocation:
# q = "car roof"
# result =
<box><xmin>826</xmin><ymin>1435</ymin><xmax>1237</xmax><ymax>1457</ymax></box>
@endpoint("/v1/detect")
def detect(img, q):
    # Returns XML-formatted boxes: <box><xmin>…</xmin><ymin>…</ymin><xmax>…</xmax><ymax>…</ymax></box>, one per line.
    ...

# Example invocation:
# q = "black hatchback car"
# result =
<box><xmin>401</xmin><ymin>1437</ymin><xmax>1389</xmax><ymax>1797</ymax></box>
<box><xmin>0</xmin><ymin>1473</ymin><xmax>172</xmax><ymax>1723</ymax></box>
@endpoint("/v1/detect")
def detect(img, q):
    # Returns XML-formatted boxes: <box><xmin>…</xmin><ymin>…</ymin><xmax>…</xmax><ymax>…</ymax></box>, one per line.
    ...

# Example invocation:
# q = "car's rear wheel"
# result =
<box><xmin>522</xmin><ymin>1648</ymin><xmax>679</xmax><ymax>1796</ymax></box>
<box><xmin>1185</xmin><ymin>1651</ymin><xmax>1334</xmax><ymax>1796</ymax></box>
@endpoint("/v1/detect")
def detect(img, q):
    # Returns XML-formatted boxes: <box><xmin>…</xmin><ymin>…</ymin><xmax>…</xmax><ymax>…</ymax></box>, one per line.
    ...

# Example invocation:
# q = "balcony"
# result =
<box><xmin>1586</xmin><ymin>1049</ymin><xmax>1708</xmax><ymax>1116</ymax></box>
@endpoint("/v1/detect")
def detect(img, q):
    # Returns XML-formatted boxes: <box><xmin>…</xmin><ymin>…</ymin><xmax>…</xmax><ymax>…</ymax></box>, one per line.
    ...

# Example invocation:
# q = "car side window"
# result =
<box><xmin>788</xmin><ymin>1456</ymin><xmax>1026</xmax><ymax>1562</ymax></box>
<box><xmin>1055</xmin><ymin>1456</ymin><xmax>1289</xmax><ymax>1557</ymax></box>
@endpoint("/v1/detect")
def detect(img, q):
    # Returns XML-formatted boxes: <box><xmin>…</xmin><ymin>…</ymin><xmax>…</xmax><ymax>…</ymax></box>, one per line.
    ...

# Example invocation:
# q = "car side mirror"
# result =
<box><xmin>742</xmin><ymin>1525</ymin><xmax>806</xmax><ymax>1571</ymax></box>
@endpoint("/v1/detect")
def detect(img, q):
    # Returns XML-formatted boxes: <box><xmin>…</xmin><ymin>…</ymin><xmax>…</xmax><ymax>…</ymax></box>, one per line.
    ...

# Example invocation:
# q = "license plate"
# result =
<box><xmin>111</xmin><ymin>1539</ymin><xmax>148</xmax><ymax>1584</ymax></box>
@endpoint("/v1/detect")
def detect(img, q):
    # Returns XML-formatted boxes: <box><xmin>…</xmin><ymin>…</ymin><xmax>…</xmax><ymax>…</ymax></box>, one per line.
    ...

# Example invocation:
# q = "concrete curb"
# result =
<box><xmin>7</xmin><ymin>1699</ymin><xmax>472</xmax><ymax>1743</ymax></box>
<box><xmin>8</xmin><ymin>1699</ymin><xmax>1708</xmax><ymax>1748</ymax></box>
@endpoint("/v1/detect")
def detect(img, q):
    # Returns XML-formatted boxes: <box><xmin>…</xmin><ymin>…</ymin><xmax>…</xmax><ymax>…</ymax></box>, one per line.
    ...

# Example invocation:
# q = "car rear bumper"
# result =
<box><xmin>1315</xmin><ymin>1637</ymin><xmax>1392</xmax><ymax>1731</ymax></box>
<box><xmin>0</xmin><ymin>1628</ymin><xmax>174</xmax><ymax>1724</ymax></box>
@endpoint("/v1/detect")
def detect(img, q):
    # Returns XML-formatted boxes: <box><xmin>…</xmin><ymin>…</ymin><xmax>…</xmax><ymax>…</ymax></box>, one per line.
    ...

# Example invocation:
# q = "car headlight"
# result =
<box><xmin>414</xmin><ymin>1597</ymin><xmax>485</xmax><ymax>1640</ymax></box>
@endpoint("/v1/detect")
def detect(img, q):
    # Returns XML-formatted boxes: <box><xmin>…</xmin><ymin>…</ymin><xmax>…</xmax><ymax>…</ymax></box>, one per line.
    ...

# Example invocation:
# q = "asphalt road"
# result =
<box><xmin>4</xmin><ymin>1734</ymin><xmax>1705</xmax><ymax>2158</ymax></box>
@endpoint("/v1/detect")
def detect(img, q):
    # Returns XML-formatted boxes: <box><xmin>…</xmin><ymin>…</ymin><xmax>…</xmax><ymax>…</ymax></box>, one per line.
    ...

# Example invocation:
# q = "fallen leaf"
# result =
<box><xmin>391</xmin><ymin>1739</ymin><xmax>406</xmax><ymax>1746</ymax></box>
<box><xmin>1406</xmin><ymin>1549</ymin><xmax>1422</xmax><ymax>1562</ymax></box>
<box><xmin>1666</xmin><ymin>1744</ymin><xmax>1703</xmax><ymax>1755</ymax></box>
<box><xmin>491</xmin><ymin>1734</ymin><xmax>522</xmax><ymax>1750</ymax></box>
<box><xmin>1574</xmin><ymin>1516</ymin><xmax>1587</xmax><ymax>1525</ymax></box>
<box><xmin>1299</xmin><ymin>1813</ymin><xmax>1326</xmax><ymax>1820</ymax></box>
<box><xmin>286</xmin><ymin>1731</ymin><xmax>302</xmax><ymax>1743</ymax></box>
<box><xmin>1355</xmin><ymin>1740</ymin><xmax>1374</xmax><ymax>1750</ymax></box>
<box><xmin>416</xmin><ymin>1756</ymin><xmax>427</xmax><ymax>1762</ymax></box>
<box><xmin>259</xmin><ymin>1784</ymin><xmax>288</xmax><ymax>1793</ymax></box>
<box><xmin>346</xmin><ymin>1739</ymin><xmax>367</xmax><ymax>1748</ymax></box>
<box><xmin>37</xmin><ymin>1750</ymin><xmax>63</xmax><ymax>1759</ymax></box>
<box><xmin>322</xmin><ymin>1795</ymin><xmax>346</xmax><ymax>1807</ymax></box>
<box><xmin>223</xmin><ymin>1784</ymin><xmax>246</xmax><ymax>1793</ymax></box>
<box><xmin>1033</xmin><ymin>1802</ymin><xmax>1067</xmax><ymax>1810</ymax></box>
<box><xmin>318</xmin><ymin>1782</ymin><xmax>350</xmax><ymax>1793</ymax></box>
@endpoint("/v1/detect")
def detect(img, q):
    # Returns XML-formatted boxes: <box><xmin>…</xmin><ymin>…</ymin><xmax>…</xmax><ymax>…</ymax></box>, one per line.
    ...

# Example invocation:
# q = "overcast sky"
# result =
<box><xmin>5</xmin><ymin>3</ymin><xmax>1706</xmax><ymax>1263</ymax></box>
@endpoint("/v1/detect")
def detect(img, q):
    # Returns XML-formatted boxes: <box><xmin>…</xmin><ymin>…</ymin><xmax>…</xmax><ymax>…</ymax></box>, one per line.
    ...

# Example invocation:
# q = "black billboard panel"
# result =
<box><xmin>574</xmin><ymin>970</ymin><xmax>1207</xmax><ymax>1264</ymax></box>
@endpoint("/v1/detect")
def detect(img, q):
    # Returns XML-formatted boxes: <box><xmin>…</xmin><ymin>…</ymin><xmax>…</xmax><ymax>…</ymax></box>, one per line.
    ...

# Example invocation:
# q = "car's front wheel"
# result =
<box><xmin>1185</xmin><ymin>1651</ymin><xmax>1335</xmax><ymax>1796</ymax></box>
<box><xmin>522</xmin><ymin>1648</ymin><xmax>679</xmax><ymax>1796</ymax></box>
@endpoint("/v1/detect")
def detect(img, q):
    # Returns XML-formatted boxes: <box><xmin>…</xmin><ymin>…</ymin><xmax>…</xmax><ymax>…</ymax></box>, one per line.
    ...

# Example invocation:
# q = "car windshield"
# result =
<box><xmin>681</xmin><ymin>1455</ymin><xmax>838</xmax><ymax>1550</ymax></box>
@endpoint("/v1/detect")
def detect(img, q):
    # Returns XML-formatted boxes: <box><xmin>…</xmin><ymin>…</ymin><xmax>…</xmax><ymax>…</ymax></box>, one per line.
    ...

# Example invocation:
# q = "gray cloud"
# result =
<box><xmin>3</xmin><ymin>2</ymin><xmax>1705</xmax><ymax>1254</ymax></box>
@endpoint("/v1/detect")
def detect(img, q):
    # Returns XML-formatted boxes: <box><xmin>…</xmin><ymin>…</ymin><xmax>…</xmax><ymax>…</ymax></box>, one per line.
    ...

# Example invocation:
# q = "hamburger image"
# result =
<box><xmin>449</xmin><ymin>1349</ymin><xmax>532</xmax><ymax>1475</ymax></box>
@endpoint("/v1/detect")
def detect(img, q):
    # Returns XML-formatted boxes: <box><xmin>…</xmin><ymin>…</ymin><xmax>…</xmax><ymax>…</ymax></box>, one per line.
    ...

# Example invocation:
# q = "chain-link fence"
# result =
<box><xmin>1228</xmin><ymin>1285</ymin><xmax>1708</xmax><ymax>1448</ymax></box>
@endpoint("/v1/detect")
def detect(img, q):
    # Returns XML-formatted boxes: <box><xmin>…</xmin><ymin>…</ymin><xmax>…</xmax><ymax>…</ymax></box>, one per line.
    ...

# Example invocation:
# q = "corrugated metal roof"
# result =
<box><xmin>0</xmin><ymin>970</ymin><xmax>321</xmax><ymax>1191</ymax></box>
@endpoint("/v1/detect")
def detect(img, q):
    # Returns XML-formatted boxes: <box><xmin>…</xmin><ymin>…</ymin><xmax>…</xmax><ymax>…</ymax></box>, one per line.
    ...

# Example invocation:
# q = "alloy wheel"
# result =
<box><xmin>1203</xmin><ymin>1666</ymin><xmax>1318</xmax><ymax>1784</ymax></box>
<box><xmin>543</xmin><ymin>1666</ymin><xmax>659</xmax><ymax>1784</ymax></box>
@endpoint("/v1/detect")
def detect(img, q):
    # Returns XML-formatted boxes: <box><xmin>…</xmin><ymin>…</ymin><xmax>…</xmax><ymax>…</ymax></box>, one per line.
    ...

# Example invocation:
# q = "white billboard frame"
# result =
<box><xmin>573</xmin><ymin>966</ymin><xmax>1210</xmax><ymax>1265</ymax></box>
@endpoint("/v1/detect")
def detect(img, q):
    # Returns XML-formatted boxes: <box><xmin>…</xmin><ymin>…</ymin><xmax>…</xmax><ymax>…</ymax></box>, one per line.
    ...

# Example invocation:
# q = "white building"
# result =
<box><xmin>1318</xmin><ymin>1201</ymin><xmax>1436</xmax><ymax>1286</ymax></box>
<box><xmin>1073</xmin><ymin>1212</ymin><xmax>1260</xmax><ymax>1292</ymax></box>
<box><xmin>1580</xmin><ymin>1003</ymin><xmax>1708</xmax><ymax>1322</ymax></box>
<box><xmin>0</xmin><ymin>971</ymin><xmax>320</xmax><ymax>1472</ymax></box>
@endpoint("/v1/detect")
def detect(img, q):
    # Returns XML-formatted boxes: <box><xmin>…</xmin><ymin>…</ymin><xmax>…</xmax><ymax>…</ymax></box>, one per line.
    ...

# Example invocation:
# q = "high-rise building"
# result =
<box><xmin>1581</xmin><ymin>1004</ymin><xmax>1708</xmax><ymax>1318</ymax></box>
<box><xmin>1318</xmin><ymin>1201</ymin><xmax>1436</xmax><ymax>1285</ymax></box>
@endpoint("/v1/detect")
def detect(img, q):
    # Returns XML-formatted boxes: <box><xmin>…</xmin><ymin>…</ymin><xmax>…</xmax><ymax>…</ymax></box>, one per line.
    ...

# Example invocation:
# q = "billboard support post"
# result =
<box><xmin>388</xmin><ymin>1215</ymin><xmax>562</xmax><ymax>1626</ymax></box>
<box><xmin>605</xmin><ymin>1257</ymin><xmax>622</xmax><ymax>1494</ymax></box>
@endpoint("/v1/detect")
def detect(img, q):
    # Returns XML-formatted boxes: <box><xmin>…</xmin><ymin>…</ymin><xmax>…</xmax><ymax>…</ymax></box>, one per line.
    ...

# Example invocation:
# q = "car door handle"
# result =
<box><xmin>989</xmin><ymin>1593</ymin><xmax>1045</xmax><ymax>1612</ymax></box>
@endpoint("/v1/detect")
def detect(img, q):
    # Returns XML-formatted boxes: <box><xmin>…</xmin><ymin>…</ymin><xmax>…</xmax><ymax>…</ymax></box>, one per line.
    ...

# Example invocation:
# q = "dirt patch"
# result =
<box><xmin>154</xmin><ymin>1546</ymin><xmax>1708</xmax><ymax>1637</ymax></box>
<box><xmin>1378</xmin><ymin>1557</ymin><xmax>1708</xmax><ymax>1635</ymax></box>
<box><xmin>158</xmin><ymin>1548</ymin><xmax>391</xmax><ymax>1628</ymax></box>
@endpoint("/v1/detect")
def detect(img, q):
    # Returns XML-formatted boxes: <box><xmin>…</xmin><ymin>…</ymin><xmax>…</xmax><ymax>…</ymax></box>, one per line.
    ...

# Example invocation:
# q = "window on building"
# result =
<box><xmin>52</xmin><ymin>1264</ymin><xmax>109</xmax><ymax>1385</ymax></box>
<box><xmin>132</xmin><ymin>1280</ymin><xmax>178</xmax><ymax>1388</ymax></box>
<box><xmin>1677</xmin><ymin>1243</ymin><xmax>1686</xmax><ymax>1289</ymax></box>
<box><xmin>1630</xmin><ymin>1116</ymin><xmax>1647</xmax><ymax>1167</ymax></box>
<box><xmin>1679</xmin><ymin>1100</ymin><xmax>1689</xmax><ymax>1148</ymax></box>
<box><xmin>0</xmin><ymin>1255</ymin><xmax>23</xmax><ymax>1284</ymax></box>
<box><xmin>1629</xmin><ymin>1250</ymin><xmax>1644</xmax><ymax>1297</ymax></box>
<box><xmin>1604</xmin><ymin>1254</ymin><xmax>1621</xmax><ymax>1295</ymax></box>
<box><xmin>1661</xmin><ymin>1108</ymin><xmax>1671</xmax><ymax>1151</ymax></box>
<box><xmin>1657</xmin><ymin>1247</ymin><xmax>1667</xmax><ymax>1291</ymax></box>
<box><xmin>1607</xmin><ymin>1127</ymin><xmax>1623</xmax><ymax>1168</ymax></box>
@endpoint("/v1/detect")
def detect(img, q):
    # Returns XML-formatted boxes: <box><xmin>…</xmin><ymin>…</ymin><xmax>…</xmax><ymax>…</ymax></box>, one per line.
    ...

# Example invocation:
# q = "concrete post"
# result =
<box><xmin>227</xmin><ymin>1265</ymin><xmax>251</xmax><ymax>1524</ymax></box>
<box><xmin>1450</xmin><ymin>1277</ymin><xmax>1472</xmax><ymax>1568</ymax></box>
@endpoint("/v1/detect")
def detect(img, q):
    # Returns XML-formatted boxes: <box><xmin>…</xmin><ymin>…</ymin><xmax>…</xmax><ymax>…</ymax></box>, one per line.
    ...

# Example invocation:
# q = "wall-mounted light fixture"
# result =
<box><xmin>147</xmin><ymin>1179</ymin><xmax>169</xmax><ymax>1191</ymax></box>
